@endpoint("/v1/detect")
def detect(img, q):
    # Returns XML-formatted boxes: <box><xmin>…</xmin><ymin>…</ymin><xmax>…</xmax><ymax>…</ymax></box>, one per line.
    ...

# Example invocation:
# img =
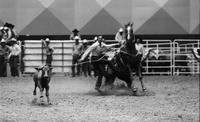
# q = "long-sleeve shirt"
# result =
<box><xmin>80</xmin><ymin>41</ymin><xmax>118</xmax><ymax>60</ymax></box>
<box><xmin>135</xmin><ymin>43</ymin><xmax>144</xmax><ymax>55</ymax></box>
<box><xmin>115</xmin><ymin>32</ymin><xmax>125</xmax><ymax>46</ymax></box>
<box><xmin>8</xmin><ymin>44</ymin><xmax>21</xmax><ymax>56</ymax></box>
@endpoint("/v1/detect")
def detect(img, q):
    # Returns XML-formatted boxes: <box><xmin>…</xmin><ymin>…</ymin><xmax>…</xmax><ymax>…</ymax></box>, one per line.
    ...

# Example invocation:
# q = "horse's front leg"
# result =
<box><xmin>127</xmin><ymin>65</ymin><xmax>137</xmax><ymax>93</ymax></box>
<box><xmin>138</xmin><ymin>63</ymin><xmax>146</xmax><ymax>92</ymax></box>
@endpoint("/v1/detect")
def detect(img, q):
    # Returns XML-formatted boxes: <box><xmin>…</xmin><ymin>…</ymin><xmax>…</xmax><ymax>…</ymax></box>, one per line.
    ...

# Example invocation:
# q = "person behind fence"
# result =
<box><xmin>8</xmin><ymin>38</ymin><xmax>21</xmax><ymax>77</ymax></box>
<box><xmin>80</xmin><ymin>35</ymin><xmax>119</xmax><ymax>91</ymax></box>
<box><xmin>0</xmin><ymin>39</ymin><xmax>10</xmax><ymax>77</ymax></box>
<box><xmin>71</xmin><ymin>36</ymin><xmax>82</xmax><ymax>77</ymax></box>
<box><xmin>43</xmin><ymin>38</ymin><xmax>54</xmax><ymax>67</ymax></box>
<box><xmin>81</xmin><ymin>39</ymin><xmax>91</xmax><ymax>77</ymax></box>
<box><xmin>191</xmin><ymin>48</ymin><xmax>200</xmax><ymax>62</ymax></box>
<box><xmin>70</xmin><ymin>28</ymin><xmax>81</xmax><ymax>40</ymax></box>
<box><xmin>135</xmin><ymin>37</ymin><xmax>144</xmax><ymax>61</ymax></box>
<box><xmin>115</xmin><ymin>28</ymin><xmax>125</xmax><ymax>47</ymax></box>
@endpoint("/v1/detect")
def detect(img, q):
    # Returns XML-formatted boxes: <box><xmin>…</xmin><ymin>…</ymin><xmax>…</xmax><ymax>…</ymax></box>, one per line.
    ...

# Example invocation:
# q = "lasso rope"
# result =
<box><xmin>76</xmin><ymin>55</ymin><xmax>108</xmax><ymax>65</ymax></box>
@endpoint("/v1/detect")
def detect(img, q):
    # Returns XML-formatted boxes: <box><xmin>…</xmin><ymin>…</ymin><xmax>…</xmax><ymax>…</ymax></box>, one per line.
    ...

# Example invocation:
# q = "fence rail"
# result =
<box><xmin>22</xmin><ymin>39</ymin><xmax>200</xmax><ymax>75</ymax></box>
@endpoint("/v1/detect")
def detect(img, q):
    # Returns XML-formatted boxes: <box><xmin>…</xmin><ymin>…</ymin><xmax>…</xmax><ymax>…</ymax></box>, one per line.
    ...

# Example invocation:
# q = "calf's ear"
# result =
<box><xmin>35</xmin><ymin>67</ymin><xmax>39</xmax><ymax>71</ymax></box>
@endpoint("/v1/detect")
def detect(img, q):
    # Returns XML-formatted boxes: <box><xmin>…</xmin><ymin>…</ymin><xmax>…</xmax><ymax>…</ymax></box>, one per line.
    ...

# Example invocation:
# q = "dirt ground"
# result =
<box><xmin>0</xmin><ymin>75</ymin><xmax>199</xmax><ymax>122</ymax></box>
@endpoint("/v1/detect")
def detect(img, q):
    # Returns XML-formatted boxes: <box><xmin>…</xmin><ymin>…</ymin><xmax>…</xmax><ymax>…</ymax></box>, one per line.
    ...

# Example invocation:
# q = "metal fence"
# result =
<box><xmin>173</xmin><ymin>39</ymin><xmax>200</xmax><ymax>75</ymax></box>
<box><xmin>22</xmin><ymin>39</ymin><xmax>200</xmax><ymax>75</ymax></box>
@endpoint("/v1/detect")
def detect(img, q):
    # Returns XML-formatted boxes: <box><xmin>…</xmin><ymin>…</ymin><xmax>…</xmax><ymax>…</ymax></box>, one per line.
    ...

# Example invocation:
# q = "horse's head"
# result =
<box><xmin>35</xmin><ymin>65</ymin><xmax>53</xmax><ymax>78</ymax></box>
<box><xmin>124</xmin><ymin>22</ymin><xmax>134</xmax><ymax>41</ymax></box>
<box><xmin>123</xmin><ymin>22</ymin><xmax>137</xmax><ymax>54</ymax></box>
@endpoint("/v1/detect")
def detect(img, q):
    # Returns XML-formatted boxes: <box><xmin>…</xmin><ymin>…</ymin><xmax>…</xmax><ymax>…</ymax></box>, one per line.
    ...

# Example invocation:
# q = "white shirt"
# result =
<box><xmin>80</xmin><ymin>41</ymin><xmax>118</xmax><ymax>61</ymax></box>
<box><xmin>9</xmin><ymin>44</ymin><xmax>21</xmax><ymax>56</ymax></box>
<box><xmin>135</xmin><ymin>43</ymin><xmax>144</xmax><ymax>55</ymax></box>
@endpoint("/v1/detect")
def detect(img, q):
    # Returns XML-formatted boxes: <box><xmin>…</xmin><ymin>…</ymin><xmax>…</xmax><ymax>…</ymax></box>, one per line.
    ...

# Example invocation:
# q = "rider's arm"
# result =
<box><xmin>102</xmin><ymin>42</ymin><xmax>119</xmax><ymax>49</ymax></box>
<box><xmin>80</xmin><ymin>42</ymin><xmax>98</xmax><ymax>61</ymax></box>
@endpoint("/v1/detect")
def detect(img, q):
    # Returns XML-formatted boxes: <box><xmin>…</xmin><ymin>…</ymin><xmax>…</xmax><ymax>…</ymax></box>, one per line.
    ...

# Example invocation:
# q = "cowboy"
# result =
<box><xmin>0</xmin><ymin>39</ymin><xmax>9</xmax><ymax>77</ymax></box>
<box><xmin>43</xmin><ymin>38</ymin><xmax>54</xmax><ymax>67</ymax></box>
<box><xmin>115</xmin><ymin>28</ymin><xmax>125</xmax><ymax>47</ymax></box>
<box><xmin>70</xmin><ymin>28</ymin><xmax>81</xmax><ymax>40</ymax></box>
<box><xmin>80</xmin><ymin>36</ymin><xmax>119</xmax><ymax>91</ymax></box>
<box><xmin>71</xmin><ymin>36</ymin><xmax>82</xmax><ymax>77</ymax></box>
<box><xmin>8</xmin><ymin>38</ymin><xmax>21</xmax><ymax>77</ymax></box>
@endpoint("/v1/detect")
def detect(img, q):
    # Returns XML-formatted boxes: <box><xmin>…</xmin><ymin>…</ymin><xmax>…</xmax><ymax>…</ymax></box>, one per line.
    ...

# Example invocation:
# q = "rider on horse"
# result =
<box><xmin>80</xmin><ymin>35</ymin><xmax>119</xmax><ymax>91</ymax></box>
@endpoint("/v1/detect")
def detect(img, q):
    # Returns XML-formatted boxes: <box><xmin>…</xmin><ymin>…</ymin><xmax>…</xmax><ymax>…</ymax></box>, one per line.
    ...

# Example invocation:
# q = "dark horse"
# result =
<box><xmin>104</xmin><ymin>23</ymin><xmax>146</xmax><ymax>93</ymax></box>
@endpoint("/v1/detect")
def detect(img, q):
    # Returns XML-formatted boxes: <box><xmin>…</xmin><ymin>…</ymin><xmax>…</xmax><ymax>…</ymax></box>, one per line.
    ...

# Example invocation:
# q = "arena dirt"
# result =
<box><xmin>0</xmin><ymin>76</ymin><xmax>199</xmax><ymax>122</ymax></box>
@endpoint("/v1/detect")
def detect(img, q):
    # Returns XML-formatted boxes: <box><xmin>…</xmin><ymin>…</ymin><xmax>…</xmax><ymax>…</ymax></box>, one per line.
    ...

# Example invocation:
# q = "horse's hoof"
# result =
<box><xmin>95</xmin><ymin>87</ymin><xmax>102</xmax><ymax>93</ymax></box>
<box><xmin>143</xmin><ymin>88</ymin><xmax>147</xmax><ymax>92</ymax></box>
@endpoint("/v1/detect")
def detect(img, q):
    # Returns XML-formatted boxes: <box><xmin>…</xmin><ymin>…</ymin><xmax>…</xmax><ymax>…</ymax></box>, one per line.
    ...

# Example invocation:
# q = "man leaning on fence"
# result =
<box><xmin>8</xmin><ymin>38</ymin><xmax>21</xmax><ymax>77</ymax></box>
<box><xmin>43</xmin><ymin>38</ymin><xmax>54</xmax><ymax>67</ymax></box>
<box><xmin>71</xmin><ymin>36</ymin><xmax>82</xmax><ymax>77</ymax></box>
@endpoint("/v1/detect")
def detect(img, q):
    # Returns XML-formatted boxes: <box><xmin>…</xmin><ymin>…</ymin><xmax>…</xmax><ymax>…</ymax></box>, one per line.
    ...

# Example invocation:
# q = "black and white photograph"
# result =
<box><xmin>0</xmin><ymin>0</ymin><xmax>199</xmax><ymax>121</ymax></box>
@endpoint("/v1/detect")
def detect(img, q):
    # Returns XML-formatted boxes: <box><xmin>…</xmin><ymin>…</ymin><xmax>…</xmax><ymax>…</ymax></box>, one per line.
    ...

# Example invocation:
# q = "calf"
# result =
<box><xmin>33</xmin><ymin>65</ymin><xmax>53</xmax><ymax>104</ymax></box>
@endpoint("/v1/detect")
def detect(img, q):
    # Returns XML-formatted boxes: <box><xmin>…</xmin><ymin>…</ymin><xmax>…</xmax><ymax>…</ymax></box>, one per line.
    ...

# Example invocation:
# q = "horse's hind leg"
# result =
<box><xmin>127</xmin><ymin>65</ymin><xmax>137</xmax><ymax>92</ymax></box>
<box><xmin>45</xmin><ymin>85</ymin><xmax>51</xmax><ymax>104</ymax></box>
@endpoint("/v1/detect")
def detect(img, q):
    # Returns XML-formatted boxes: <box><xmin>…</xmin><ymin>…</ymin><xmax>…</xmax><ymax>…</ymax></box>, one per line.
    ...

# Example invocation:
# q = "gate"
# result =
<box><xmin>23</xmin><ymin>40</ymin><xmax>74</xmax><ymax>75</ymax></box>
<box><xmin>173</xmin><ymin>39</ymin><xmax>200</xmax><ymax>75</ymax></box>
<box><xmin>143</xmin><ymin>40</ymin><xmax>173</xmax><ymax>75</ymax></box>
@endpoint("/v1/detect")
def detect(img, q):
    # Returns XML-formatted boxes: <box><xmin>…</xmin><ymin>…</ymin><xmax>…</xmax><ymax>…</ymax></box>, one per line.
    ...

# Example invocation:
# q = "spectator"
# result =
<box><xmin>80</xmin><ymin>36</ymin><xmax>119</xmax><ymax>91</ymax></box>
<box><xmin>81</xmin><ymin>39</ymin><xmax>91</xmax><ymax>77</ymax></box>
<box><xmin>3</xmin><ymin>23</ymin><xmax>18</xmax><ymax>43</ymax></box>
<box><xmin>135</xmin><ymin>37</ymin><xmax>144</xmax><ymax>60</ymax></box>
<box><xmin>43</xmin><ymin>38</ymin><xmax>54</xmax><ymax>67</ymax></box>
<box><xmin>70</xmin><ymin>28</ymin><xmax>81</xmax><ymax>40</ymax></box>
<box><xmin>8</xmin><ymin>38</ymin><xmax>21</xmax><ymax>77</ymax></box>
<box><xmin>115</xmin><ymin>28</ymin><xmax>125</xmax><ymax>47</ymax></box>
<box><xmin>0</xmin><ymin>39</ymin><xmax>9</xmax><ymax>77</ymax></box>
<box><xmin>71</xmin><ymin>36</ymin><xmax>82</xmax><ymax>77</ymax></box>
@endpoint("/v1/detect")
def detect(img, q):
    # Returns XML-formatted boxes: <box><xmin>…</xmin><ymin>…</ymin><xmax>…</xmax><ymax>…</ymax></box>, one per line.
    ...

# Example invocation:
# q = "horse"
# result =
<box><xmin>33</xmin><ymin>65</ymin><xmax>53</xmax><ymax>104</ymax></box>
<box><xmin>103</xmin><ymin>23</ymin><xmax>147</xmax><ymax>93</ymax></box>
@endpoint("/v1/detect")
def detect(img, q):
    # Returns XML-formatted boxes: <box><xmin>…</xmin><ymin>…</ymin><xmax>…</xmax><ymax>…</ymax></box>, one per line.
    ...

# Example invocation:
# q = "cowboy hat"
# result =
<box><xmin>74</xmin><ymin>36</ymin><xmax>80</xmax><ymax>40</ymax></box>
<box><xmin>72</xmin><ymin>28</ymin><xmax>79</xmax><ymax>33</ymax></box>
<box><xmin>45</xmin><ymin>38</ymin><xmax>50</xmax><ymax>42</ymax></box>
<box><xmin>119</xmin><ymin>28</ymin><xmax>123</xmax><ymax>32</ymax></box>
<box><xmin>83</xmin><ymin>39</ymin><xmax>87</xmax><ymax>43</ymax></box>
<box><xmin>4</xmin><ymin>22</ymin><xmax>14</xmax><ymax>28</ymax></box>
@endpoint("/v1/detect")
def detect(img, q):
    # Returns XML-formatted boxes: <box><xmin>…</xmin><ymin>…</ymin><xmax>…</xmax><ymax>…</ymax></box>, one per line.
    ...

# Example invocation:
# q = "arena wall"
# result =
<box><xmin>0</xmin><ymin>0</ymin><xmax>199</xmax><ymax>35</ymax></box>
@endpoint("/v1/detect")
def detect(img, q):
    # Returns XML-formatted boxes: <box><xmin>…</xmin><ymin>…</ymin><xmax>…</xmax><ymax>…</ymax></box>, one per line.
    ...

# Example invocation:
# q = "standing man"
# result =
<box><xmin>81</xmin><ymin>39</ymin><xmax>91</xmax><ymax>77</ymax></box>
<box><xmin>135</xmin><ymin>37</ymin><xmax>144</xmax><ymax>61</ymax></box>
<box><xmin>8</xmin><ymin>38</ymin><xmax>21</xmax><ymax>77</ymax></box>
<box><xmin>70</xmin><ymin>28</ymin><xmax>81</xmax><ymax>40</ymax></box>
<box><xmin>43</xmin><ymin>38</ymin><xmax>54</xmax><ymax>67</ymax></box>
<box><xmin>0</xmin><ymin>39</ymin><xmax>9</xmax><ymax>77</ymax></box>
<box><xmin>71</xmin><ymin>36</ymin><xmax>82</xmax><ymax>77</ymax></box>
<box><xmin>80</xmin><ymin>36</ymin><xmax>119</xmax><ymax>91</ymax></box>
